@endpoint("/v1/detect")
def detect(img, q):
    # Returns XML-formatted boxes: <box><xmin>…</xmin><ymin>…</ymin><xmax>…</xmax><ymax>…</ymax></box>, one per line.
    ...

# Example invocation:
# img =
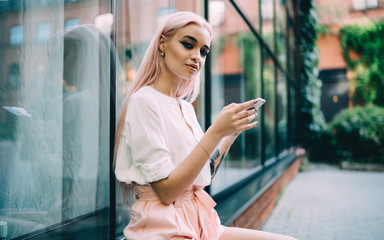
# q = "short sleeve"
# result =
<box><xmin>125</xmin><ymin>94</ymin><xmax>175</xmax><ymax>183</ymax></box>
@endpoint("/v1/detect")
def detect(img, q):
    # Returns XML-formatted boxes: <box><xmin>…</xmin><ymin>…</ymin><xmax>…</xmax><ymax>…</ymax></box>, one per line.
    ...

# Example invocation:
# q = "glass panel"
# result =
<box><xmin>287</xmin><ymin>24</ymin><xmax>295</xmax><ymax>81</ymax></box>
<box><xmin>0</xmin><ymin>1</ymin><xmax>111</xmax><ymax>238</ymax></box>
<box><xmin>276</xmin><ymin>69</ymin><xmax>287</xmax><ymax>153</ymax></box>
<box><xmin>286</xmin><ymin>0</ymin><xmax>294</xmax><ymax>19</ymax></box>
<box><xmin>114</xmin><ymin>0</ymin><xmax>204</xmax><ymax>237</ymax></box>
<box><xmin>288</xmin><ymin>83</ymin><xmax>296</xmax><ymax>147</ymax></box>
<box><xmin>263</xmin><ymin>50</ymin><xmax>276</xmax><ymax>160</ymax></box>
<box><xmin>261</xmin><ymin>0</ymin><xmax>274</xmax><ymax>51</ymax></box>
<box><xmin>275</xmin><ymin>0</ymin><xmax>286</xmax><ymax>70</ymax></box>
<box><xmin>234</xmin><ymin>0</ymin><xmax>260</xmax><ymax>31</ymax></box>
<box><xmin>210</xmin><ymin>0</ymin><xmax>262</xmax><ymax>195</ymax></box>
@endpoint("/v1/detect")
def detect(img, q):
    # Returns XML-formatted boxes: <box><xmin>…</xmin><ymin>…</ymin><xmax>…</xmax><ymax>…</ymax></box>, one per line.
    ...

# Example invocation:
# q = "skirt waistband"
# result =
<box><xmin>133</xmin><ymin>185</ymin><xmax>201</xmax><ymax>201</ymax></box>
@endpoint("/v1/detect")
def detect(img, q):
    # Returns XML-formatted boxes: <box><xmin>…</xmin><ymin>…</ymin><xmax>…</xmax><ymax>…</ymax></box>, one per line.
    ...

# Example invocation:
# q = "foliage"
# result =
<box><xmin>297</xmin><ymin>2</ymin><xmax>327</xmax><ymax>153</ymax></box>
<box><xmin>329</xmin><ymin>105</ymin><xmax>384</xmax><ymax>164</ymax></box>
<box><xmin>340</xmin><ymin>20</ymin><xmax>384</xmax><ymax>106</ymax></box>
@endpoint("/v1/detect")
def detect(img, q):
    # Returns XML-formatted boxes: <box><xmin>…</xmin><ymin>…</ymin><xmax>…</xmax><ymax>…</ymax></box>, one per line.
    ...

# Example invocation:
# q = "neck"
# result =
<box><xmin>153</xmin><ymin>71</ymin><xmax>182</xmax><ymax>98</ymax></box>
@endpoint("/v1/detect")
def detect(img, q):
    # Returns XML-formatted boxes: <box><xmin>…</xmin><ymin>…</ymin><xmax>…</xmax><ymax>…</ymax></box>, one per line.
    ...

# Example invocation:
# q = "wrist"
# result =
<box><xmin>206</xmin><ymin>126</ymin><xmax>223</xmax><ymax>143</ymax></box>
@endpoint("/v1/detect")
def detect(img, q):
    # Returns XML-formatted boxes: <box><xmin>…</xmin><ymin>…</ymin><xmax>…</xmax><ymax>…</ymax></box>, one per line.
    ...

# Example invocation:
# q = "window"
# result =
<box><xmin>262</xmin><ymin>50</ymin><xmax>276</xmax><ymax>160</ymax></box>
<box><xmin>9</xmin><ymin>25</ymin><xmax>23</xmax><ymax>46</ymax></box>
<box><xmin>236</xmin><ymin>0</ymin><xmax>260</xmax><ymax>31</ymax></box>
<box><xmin>261</xmin><ymin>0</ymin><xmax>273</xmax><ymax>20</ymax></box>
<box><xmin>0</xmin><ymin>1</ymin><xmax>112</xmax><ymax>238</ymax></box>
<box><xmin>275</xmin><ymin>0</ymin><xmax>286</xmax><ymax>69</ymax></box>
<box><xmin>209</xmin><ymin>1</ymin><xmax>226</xmax><ymax>26</ymax></box>
<box><xmin>353</xmin><ymin>0</ymin><xmax>379</xmax><ymax>10</ymax></box>
<box><xmin>65</xmin><ymin>18</ymin><xmax>80</xmax><ymax>30</ymax></box>
<box><xmin>209</xmin><ymin>0</ymin><xmax>262</xmax><ymax>194</ymax></box>
<box><xmin>36</xmin><ymin>22</ymin><xmax>51</xmax><ymax>43</ymax></box>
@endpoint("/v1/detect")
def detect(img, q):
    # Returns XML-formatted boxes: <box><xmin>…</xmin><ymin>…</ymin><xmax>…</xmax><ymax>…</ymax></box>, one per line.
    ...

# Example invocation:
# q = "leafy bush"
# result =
<box><xmin>340</xmin><ymin>20</ymin><xmax>384</xmax><ymax>106</ymax></box>
<box><xmin>329</xmin><ymin>105</ymin><xmax>384</xmax><ymax>163</ymax></box>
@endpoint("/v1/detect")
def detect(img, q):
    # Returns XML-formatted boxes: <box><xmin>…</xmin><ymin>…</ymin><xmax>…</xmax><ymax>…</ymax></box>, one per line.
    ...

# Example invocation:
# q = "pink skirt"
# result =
<box><xmin>124</xmin><ymin>185</ymin><xmax>227</xmax><ymax>240</ymax></box>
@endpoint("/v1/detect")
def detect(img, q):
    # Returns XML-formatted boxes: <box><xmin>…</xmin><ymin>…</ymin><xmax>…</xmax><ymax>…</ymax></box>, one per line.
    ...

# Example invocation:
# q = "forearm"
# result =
<box><xmin>210</xmin><ymin>135</ymin><xmax>236</xmax><ymax>177</ymax></box>
<box><xmin>150</xmin><ymin>127</ymin><xmax>221</xmax><ymax>204</ymax></box>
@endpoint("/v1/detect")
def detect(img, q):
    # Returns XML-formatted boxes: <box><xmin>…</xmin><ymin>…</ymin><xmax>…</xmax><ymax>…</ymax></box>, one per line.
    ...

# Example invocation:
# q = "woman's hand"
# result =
<box><xmin>208</xmin><ymin>100</ymin><xmax>259</xmax><ymax>140</ymax></box>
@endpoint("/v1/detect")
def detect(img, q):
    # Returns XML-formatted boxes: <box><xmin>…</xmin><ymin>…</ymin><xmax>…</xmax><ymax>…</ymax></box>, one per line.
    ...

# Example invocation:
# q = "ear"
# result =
<box><xmin>158</xmin><ymin>34</ymin><xmax>166</xmax><ymax>53</ymax></box>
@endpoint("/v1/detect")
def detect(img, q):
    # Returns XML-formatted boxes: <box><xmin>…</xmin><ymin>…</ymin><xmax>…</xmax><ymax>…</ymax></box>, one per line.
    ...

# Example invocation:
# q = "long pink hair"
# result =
<box><xmin>113</xmin><ymin>11</ymin><xmax>212</xmax><ymax>166</ymax></box>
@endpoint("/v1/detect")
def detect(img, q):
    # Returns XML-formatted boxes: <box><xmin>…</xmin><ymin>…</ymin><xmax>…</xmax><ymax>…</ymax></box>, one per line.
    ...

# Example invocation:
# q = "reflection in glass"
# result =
<box><xmin>263</xmin><ymin>50</ymin><xmax>276</xmax><ymax>160</ymax></box>
<box><xmin>9</xmin><ymin>25</ymin><xmax>24</xmax><ymax>46</ymax></box>
<box><xmin>36</xmin><ymin>22</ymin><xmax>51</xmax><ymax>43</ymax></box>
<box><xmin>276</xmin><ymin>69</ymin><xmax>287</xmax><ymax>153</ymax></box>
<box><xmin>0</xmin><ymin>1</ymin><xmax>111</xmax><ymax>238</ymax></box>
<box><xmin>65</xmin><ymin>18</ymin><xmax>81</xmax><ymax>29</ymax></box>
<box><xmin>261</xmin><ymin>0</ymin><xmax>274</xmax><ymax>52</ymax></box>
<box><xmin>275</xmin><ymin>0</ymin><xmax>286</xmax><ymax>69</ymax></box>
<box><xmin>235</xmin><ymin>0</ymin><xmax>260</xmax><ymax>31</ymax></box>
<box><xmin>210</xmin><ymin>0</ymin><xmax>262</xmax><ymax>194</ymax></box>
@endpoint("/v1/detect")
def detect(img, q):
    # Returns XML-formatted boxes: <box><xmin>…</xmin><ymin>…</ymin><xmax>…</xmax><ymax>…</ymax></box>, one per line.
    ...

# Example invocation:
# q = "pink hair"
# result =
<box><xmin>114</xmin><ymin>11</ymin><xmax>212</xmax><ymax>166</ymax></box>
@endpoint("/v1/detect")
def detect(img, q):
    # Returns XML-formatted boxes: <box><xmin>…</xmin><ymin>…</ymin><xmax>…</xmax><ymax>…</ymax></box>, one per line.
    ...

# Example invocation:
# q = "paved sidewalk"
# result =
<box><xmin>260</xmin><ymin>163</ymin><xmax>384</xmax><ymax>240</ymax></box>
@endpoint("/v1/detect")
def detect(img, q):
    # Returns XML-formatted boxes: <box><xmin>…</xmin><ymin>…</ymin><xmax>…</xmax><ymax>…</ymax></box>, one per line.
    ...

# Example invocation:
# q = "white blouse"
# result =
<box><xmin>115</xmin><ymin>86</ymin><xmax>211</xmax><ymax>187</ymax></box>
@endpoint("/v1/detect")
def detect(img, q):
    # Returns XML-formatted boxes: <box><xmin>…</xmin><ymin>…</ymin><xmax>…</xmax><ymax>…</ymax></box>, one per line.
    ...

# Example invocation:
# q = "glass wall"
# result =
<box><xmin>0</xmin><ymin>0</ymin><xmax>297</xmax><ymax>239</ymax></box>
<box><xmin>0</xmin><ymin>1</ymin><xmax>112</xmax><ymax>238</ymax></box>
<box><xmin>209</xmin><ymin>0</ymin><xmax>263</xmax><ymax>194</ymax></box>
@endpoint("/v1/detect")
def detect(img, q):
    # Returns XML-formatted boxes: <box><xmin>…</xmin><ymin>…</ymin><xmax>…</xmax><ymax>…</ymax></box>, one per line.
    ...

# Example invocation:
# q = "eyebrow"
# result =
<box><xmin>183</xmin><ymin>35</ymin><xmax>210</xmax><ymax>51</ymax></box>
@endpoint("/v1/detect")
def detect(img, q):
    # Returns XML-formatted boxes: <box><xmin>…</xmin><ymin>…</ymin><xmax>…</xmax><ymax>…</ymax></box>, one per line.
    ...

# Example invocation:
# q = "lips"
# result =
<box><xmin>186</xmin><ymin>63</ymin><xmax>198</xmax><ymax>72</ymax></box>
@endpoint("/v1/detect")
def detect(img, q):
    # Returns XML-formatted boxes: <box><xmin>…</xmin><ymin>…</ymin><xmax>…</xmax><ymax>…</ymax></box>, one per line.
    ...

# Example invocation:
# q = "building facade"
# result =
<box><xmin>315</xmin><ymin>0</ymin><xmax>384</xmax><ymax>122</ymax></box>
<box><xmin>0</xmin><ymin>0</ymin><xmax>302</xmax><ymax>239</ymax></box>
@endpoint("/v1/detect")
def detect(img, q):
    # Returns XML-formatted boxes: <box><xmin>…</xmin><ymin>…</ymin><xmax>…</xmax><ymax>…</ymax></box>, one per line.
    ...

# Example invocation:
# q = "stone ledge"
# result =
<box><xmin>341</xmin><ymin>161</ymin><xmax>384</xmax><ymax>172</ymax></box>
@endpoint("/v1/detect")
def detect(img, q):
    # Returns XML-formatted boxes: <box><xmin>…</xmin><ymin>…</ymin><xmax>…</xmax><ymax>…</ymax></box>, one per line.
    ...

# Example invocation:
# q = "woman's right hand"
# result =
<box><xmin>208</xmin><ymin>100</ymin><xmax>258</xmax><ymax>139</ymax></box>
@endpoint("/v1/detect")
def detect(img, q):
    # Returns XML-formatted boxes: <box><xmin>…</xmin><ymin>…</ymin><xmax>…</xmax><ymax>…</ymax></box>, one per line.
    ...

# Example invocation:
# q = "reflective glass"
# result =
<box><xmin>288</xmin><ymin>83</ymin><xmax>296</xmax><ymax>147</ymax></box>
<box><xmin>0</xmin><ymin>1</ymin><xmax>111</xmax><ymax>238</ymax></box>
<box><xmin>235</xmin><ymin>0</ymin><xmax>260</xmax><ymax>31</ymax></box>
<box><xmin>262</xmin><ymin>50</ymin><xmax>276</xmax><ymax>160</ymax></box>
<box><xmin>287</xmin><ymin>24</ymin><xmax>295</xmax><ymax>81</ymax></box>
<box><xmin>276</xmin><ymin>69</ymin><xmax>287</xmax><ymax>153</ymax></box>
<box><xmin>210</xmin><ymin>0</ymin><xmax>262</xmax><ymax>194</ymax></box>
<box><xmin>261</xmin><ymin>0</ymin><xmax>274</xmax><ymax>51</ymax></box>
<box><xmin>275</xmin><ymin>0</ymin><xmax>286</xmax><ymax>70</ymax></box>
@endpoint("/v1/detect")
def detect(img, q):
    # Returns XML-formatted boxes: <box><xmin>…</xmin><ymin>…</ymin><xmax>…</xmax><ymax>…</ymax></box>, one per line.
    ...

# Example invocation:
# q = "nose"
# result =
<box><xmin>190</xmin><ymin>50</ymin><xmax>201</xmax><ymax>63</ymax></box>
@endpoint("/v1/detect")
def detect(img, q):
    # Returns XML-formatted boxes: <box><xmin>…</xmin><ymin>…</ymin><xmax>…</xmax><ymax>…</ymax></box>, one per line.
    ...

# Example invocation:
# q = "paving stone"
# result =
<box><xmin>260</xmin><ymin>164</ymin><xmax>384</xmax><ymax>240</ymax></box>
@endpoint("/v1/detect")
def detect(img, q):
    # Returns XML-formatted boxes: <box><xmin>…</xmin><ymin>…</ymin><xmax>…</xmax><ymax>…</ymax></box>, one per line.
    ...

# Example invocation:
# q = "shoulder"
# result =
<box><xmin>130</xmin><ymin>86</ymin><xmax>159</xmax><ymax>108</ymax></box>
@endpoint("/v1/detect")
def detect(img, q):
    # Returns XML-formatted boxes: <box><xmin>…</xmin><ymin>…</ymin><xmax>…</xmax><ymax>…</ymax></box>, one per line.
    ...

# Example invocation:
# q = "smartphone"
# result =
<box><xmin>249</xmin><ymin>98</ymin><xmax>266</xmax><ymax>111</ymax></box>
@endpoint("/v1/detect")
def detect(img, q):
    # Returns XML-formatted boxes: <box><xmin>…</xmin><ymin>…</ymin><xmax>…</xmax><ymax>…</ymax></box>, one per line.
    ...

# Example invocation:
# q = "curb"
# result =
<box><xmin>341</xmin><ymin>161</ymin><xmax>384</xmax><ymax>172</ymax></box>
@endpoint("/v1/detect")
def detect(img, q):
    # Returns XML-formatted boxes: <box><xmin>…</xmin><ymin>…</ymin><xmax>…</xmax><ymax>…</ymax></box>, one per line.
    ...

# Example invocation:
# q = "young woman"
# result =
<box><xmin>114</xmin><ymin>11</ymin><xmax>297</xmax><ymax>240</ymax></box>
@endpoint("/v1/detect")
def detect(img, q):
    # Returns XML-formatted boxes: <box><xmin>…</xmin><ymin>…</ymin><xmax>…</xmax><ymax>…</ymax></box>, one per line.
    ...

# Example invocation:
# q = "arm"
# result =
<box><xmin>151</xmin><ymin>100</ymin><xmax>258</xmax><ymax>204</ymax></box>
<box><xmin>210</xmin><ymin>135</ymin><xmax>237</xmax><ymax>178</ymax></box>
<box><xmin>210</xmin><ymin>110</ymin><xmax>258</xmax><ymax>178</ymax></box>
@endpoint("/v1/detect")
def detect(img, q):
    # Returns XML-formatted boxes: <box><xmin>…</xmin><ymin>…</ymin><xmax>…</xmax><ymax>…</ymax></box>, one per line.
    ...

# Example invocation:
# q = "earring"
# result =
<box><xmin>160</xmin><ymin>51</ymin><xmax>165</xmax><ymax>57</ymax></box>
